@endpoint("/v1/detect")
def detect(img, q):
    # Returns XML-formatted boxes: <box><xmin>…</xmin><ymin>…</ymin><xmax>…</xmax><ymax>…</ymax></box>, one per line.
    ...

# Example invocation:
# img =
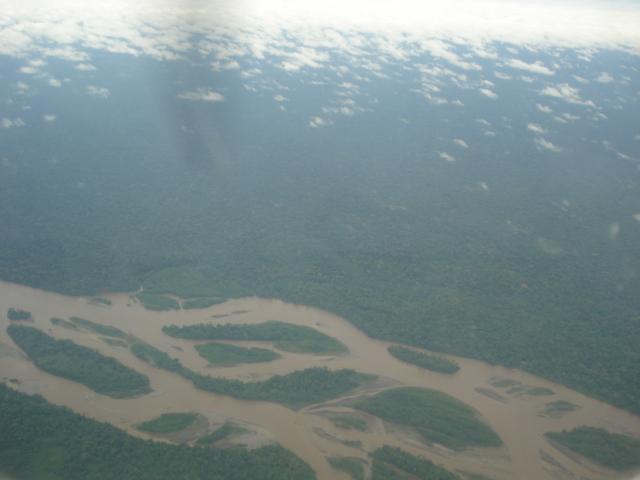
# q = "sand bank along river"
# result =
<box><xmin>1</xmin><ymin>280</ymin><xmax>639</xmax><ymax>480</ymax></box>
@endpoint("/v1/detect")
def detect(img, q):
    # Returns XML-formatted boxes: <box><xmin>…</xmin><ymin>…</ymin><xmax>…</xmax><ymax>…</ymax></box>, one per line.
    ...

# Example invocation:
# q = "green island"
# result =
<box><xmin>135</xmin><ymin>412</ymin><xmax>199</xmax><ymax>434</ymax></box>
<box><xmin>130</xmin><ymin>341</ymin><xmax>191</xmax><ymax>376</ymax></box>
<box><xmin>197</xmin><ymin>422</ymin><xmax>248</xmax><ymax>446</ymax></box>
<box><xmin>388</xmin><ymin>345</ymin><xmax>460</xmax><ymax>374</ymax></box>
<box><xmin>542</xmin><ymin>400</ymin><xmax>579</xmax><ymax>417</ymax></box>
<box><xmin>371</xmin><ymin>446</ymin><xmax>460</xmax><ymax>480</ymax></box>
<box><xmin>525</xmin><ymin>386</ymin><xmax>554</xmax><ymax>396</ymax></box>
<box><xmin>136</xmin><ymin>292</ymin><xmax>180</xmax><ymax>311</ymax></box>
<box><xmin>191</xmin><ymin>368</ymin><xmax>374</xmax><ymax>409</ymax></box>
<box><xmin>50</xmin><ymin>317</ymin><xmax>78</xmax><ymax>329</ymax></box>
<box><xmin>7</xmin><ymin>325</ymin><xmax>151</xmax><ymax>398</ymax></box>
<box><xmin>327</xmin><ymin>456</ymin><xmax>365</xmax><ymax>480</ymax></box>
<box><xmin>68</xmin><ymin>316</ymin><xmax>127</xmax><ymax>339</ymax></box>
<box><xmin>195</xmin><ymin>342</ymin><xmax>281</xmax><ymax>366</ymax></box>
<box><xmin>129</xmin><ymin>341</ymin><xmax>373</xmax><ymax>408</ymax></box>
<box><xmin>489</xmin><ymin>378</ymin><xmax>553</xmax><ymax>397</ymax></box>
<box><xmin>327</xmin><ymin>414</ymin><xmax>368</xmax><ymax>431</ymax></box>
<box><xmin>183</xmin><ymin>297</ymin><xmax>226</xmax><ymax>309</ymax></box>
<box><xmin>354</xmin><ymin>387</ymin><xmax>502</xmax><ymax>450</ymax></box>
<box><xmin>545</xmin><ymin>426</ymin><xmax>640</xmax><ymax>472</ymax></box>
<box><xmin>101</xmin><ymin>337</ymin><xmax>129</xmax><ymax>348</ymax></box>
<box><xmin>7</xmin><ymin>308</ymin><xmax>31</xmax><ymax>321</ymax></box>
<box><xmin>90</xmin><ymin>297</ymin><xmax>112</xmax><ymax>306</ymax></box>
<box><xmin>163</xmin><ymin>321</ymin><xmax>348</xmax><ymax>355</ymax></box>
<box><xmin>0</xmin><ymin>383</ymin><xmax>315</xmax><ymax>479</ymax></box>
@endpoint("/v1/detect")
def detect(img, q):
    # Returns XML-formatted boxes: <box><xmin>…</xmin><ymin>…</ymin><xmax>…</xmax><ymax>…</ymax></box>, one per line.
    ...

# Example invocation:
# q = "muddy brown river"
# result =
<box><xmin>1</xmin><ymin>280</ymin><xmax>639</xmax><ymax>480</ymax></box>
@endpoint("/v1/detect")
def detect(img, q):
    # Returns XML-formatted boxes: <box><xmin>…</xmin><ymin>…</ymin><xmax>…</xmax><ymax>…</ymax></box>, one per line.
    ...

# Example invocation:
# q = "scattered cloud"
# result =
<box><xmin>534</xmin><ymin>137</ymin><xmax>562</xmax><ymax>152</ymax></box>
<box><xmin>561</xmin><ymin>113</ymin><xmax>580</xmax><ymax>122</ymax></box>
<box><xmin>86</xmin><ymin>85</ymin><xmax>110</xmax><ymax>98</ymax></box>
<box><xmin>527</xmin><ymin>123</ymin><xmax>547</xmax><ymax>134</ymax></box>
<box><xmin>505</xmin><ymin>59</ymin><xmax>554</xmax><ymax>75</ymax></box>
<box><xmin>177</xmin><ymin>88</ymin><xmax>224</xmax><ymax>103</ymax></box>
<box><xmin>43</xmin><ymin>114</ymin><xmax>57</xmax><ymax>122</ymax></box>
<box><xmin>494</xmin><ymin>71</ymin><xmax>512</xmax><ymax>80</ymax></box>
<box><xmin>309</xmin><ymin>116</ymin><xmax>330</xmax><ymax>128</ymax></box>
<box><xmin>540</xmin><ymin>83</ymin><xmax>594</xmax><ymax>107</ymax></box>
<box><xmin>75</xmin><ymin>63</ymin><xmax>96</xmax><ymax>71</ymax></box>
<box><xmin>1</xmin><ymin>117</ymin><xmax>26</xmax><ymax>129</ymax></box>
<box><xmin>479</xmin><ymin>88</ymin><xmax>498</xmax><ymax>99</ymax></box>
<box><xmin>274</xmin><ymin>94</ymin><xmax>287</xmax><ymax>102</ymax></box>
<box><xmin>212</xmin><ymin>60</ymin><xmax>240</xmax><ymax>71</ymax></box>
<box><xmin>453</xmin><ymin>138</ymin><xmax>468</xmax><ymax>148</ymax></box>
<box><xmin>15</xmin><ymin>81</ymin><xmax>29</xmax><ymax>92</ymax></box>
<box><xmin>48</xmin><ymin>78</ymin><xmax>62</xmax><ymax>88</ymax></box>
<box><xmin>536</xmin><ymin>103</ymin><xmax>553</xmax><ymax>113</ymax></box>
<box><xmin>439</xmin><ymin>152</ymin><xmax>456</xmax><ymax>162</ymax></box>
<box><xmin>595</xmin><ymin>72</ymin><xmax>614</xmax><ymax>83</ymax></box>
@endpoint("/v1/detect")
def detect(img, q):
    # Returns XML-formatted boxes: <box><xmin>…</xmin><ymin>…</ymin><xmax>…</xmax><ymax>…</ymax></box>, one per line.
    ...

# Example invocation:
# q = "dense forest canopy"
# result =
<box><xmin>0</xmin><ymin>384</ymin><xmax>315</xmax><ymax>480</ymax></box>
<box><xmin>0</xmin><ymin>1</ymin><xmax>639</xmax><ymax>418</ymax></box>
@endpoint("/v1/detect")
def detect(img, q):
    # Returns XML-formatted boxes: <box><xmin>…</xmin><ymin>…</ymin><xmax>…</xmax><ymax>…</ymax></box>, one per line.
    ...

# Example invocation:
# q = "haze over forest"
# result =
<box><xmin>1</xmin><ymin>1</ymin><xmax>639</xmax><ymax>479</ymax></box>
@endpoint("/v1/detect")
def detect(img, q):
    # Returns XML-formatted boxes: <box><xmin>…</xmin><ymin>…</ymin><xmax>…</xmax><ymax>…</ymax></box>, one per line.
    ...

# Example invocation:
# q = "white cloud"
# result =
<box><xmin>534</xmin><ymin>137</ymin><xmax>562</xmax><ymax>152</ymax></box>
<box><xmin>1</xmin><ymin>117</ymin><xmax>26</xmax><ymax>129</ymax></box>
<box><xmin>439</xmin><ymin>152</ymin><xmax>456</xmax><ymax>162</ymax></box>
<box><xmin>494</xmin><ymin>71</ymin><xmax>512</xmax><ymax>80</ymax></box>
<box><xmin>43</xmin><ymin>114</ymin><xmax>57</xmax><ymax>122</ymax></box>
<box><xmin>572</xmin><ymin>74</ymin><xmax>589</xmax><ymax>84</ymax></box>
<box><xmin>274</xmin><ymin>94</ymin><xmax>287</xmax><ymax>102</ymax></box>
<box><xmin>86</xmin><ymin>85</ymin><xmax>111</xmax><ymax>98</ymax></box>
<box><xmin>536</xmin><ymin>103</ymin><xmax>553</xmax><ymax>113</ymax></box>
<box><xmin>595</xmin><ymin>72</ymin><xmax>614</xmax><ymax>83</ymax></box>
<box><xmin>309</xmin><ymin>116</ymin><xmax>330</xmax><ymax>128</ymax></box>
<box><xmin>505</xmin><ymin>59</ymin><xmax>554</xmax><ymax>75</ymax></box>
<box><xmin>48</xmin><ymin>78</ymin><xmax>62</xmax><ymax>88</ymax></box>
<box><xmin>212</xmin><ymin>60</ymin><xmax>240</xmax><ymax>71</ymax></box>
<box><xmin>561</xmin><ymin>113</ymin><xmax>580</xmax><ymax>121</ymax></box>
<box><xmin>453</xmin><ymin>138</ymin><xmax>468</xmax><ymax>148</ymax></box>
<box><xmin>177</xmin><ymin>88</ymin><xmax>224</xmax><ymax>103</ymax></box>
<box><xmin>527</xmin><ymin>123</ymin><xmax>547</xmax><ymax>134</ymax></box>
<box><xmin>1</xmin><ymin>0</ymin><xmax>638</xmax><ymax>84</ymax></box>
<box><xmin>480</xmin><ymin>88</ymin><xmax>498</xmax><ymax>99</ymax></box>
<box><xmin>75</xmin><ymin>63</ymin><xmax>96</xmax><ymax>71</ymax></box>
<box><xmin>540</xmin><ymin>83</ymin><xmax>594</xmax><ymax>107</ymax></box>
<box><xmin>476</xmin><ymin>119</ymin><xmax>491</xmax><ymax>126</ymax></box>
<box><xmin>15</xmin><ymin>81</ymin><xmax>29</xmax><ymax>92</ymax></box>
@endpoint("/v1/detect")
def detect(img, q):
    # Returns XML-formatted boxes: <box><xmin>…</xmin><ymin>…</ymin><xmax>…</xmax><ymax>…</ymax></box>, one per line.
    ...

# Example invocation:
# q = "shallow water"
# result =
<box><xmin>1</xmin><ymin>280</ymin><xmax>638</xmax><ymax>480</ymax></box>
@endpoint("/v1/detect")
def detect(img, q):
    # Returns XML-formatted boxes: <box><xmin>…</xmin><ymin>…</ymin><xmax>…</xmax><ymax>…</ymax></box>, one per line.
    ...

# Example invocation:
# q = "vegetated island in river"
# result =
<box><xmin>163</xmin><ymin>320</ymin><xmax>348</xmax><ymax>355</ymax></box>
<box><xmin>370</xmin><ymin>446</ymin><xmax>461</xmax><ymax>480</ymax></box>
<box><xmin>0</xmin><ymin>383</ymin><xmax>315</xmax><ymax>480</ymax></box>
<box><xmin>545</xmin><ymin>426</ymin><xmax>640</xmax><ymax>472</ymax></box>
<box><xmin>130</xmin><ymin>341</ymin><xmax>373</xmax><ymax>408</ymax></box>
<box><xmin>387</xmin><ymin>345</ymin><xmax>459</xmax><ymax>374</ymax></box>
<box><xmin>67</xmin><ymin>316</ymin><xmax>127</xmax><ymax>339</ymax></box>
<box><xmin>7</xmin><ymin>308</ymin><xmax>31</xmax><ymax>321</ymax></box>
<box><xmin>7</xmin><ymin>325</ymin><xmax>151</xmax><ymax>398</ymax></box>
<box><xmin>135</xmin><ymin>412</ymin><xmax>200</xmax><ymax>434</ymax></box>
<box><xmin>195</xmin><ymin>342</ymin><xmax>281</xmax><ymax>366</ymax></box>
<box><xmin>354</xmin><ymin>387</ymin><xmax>502</xmax><ymax>451</ymax></box>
